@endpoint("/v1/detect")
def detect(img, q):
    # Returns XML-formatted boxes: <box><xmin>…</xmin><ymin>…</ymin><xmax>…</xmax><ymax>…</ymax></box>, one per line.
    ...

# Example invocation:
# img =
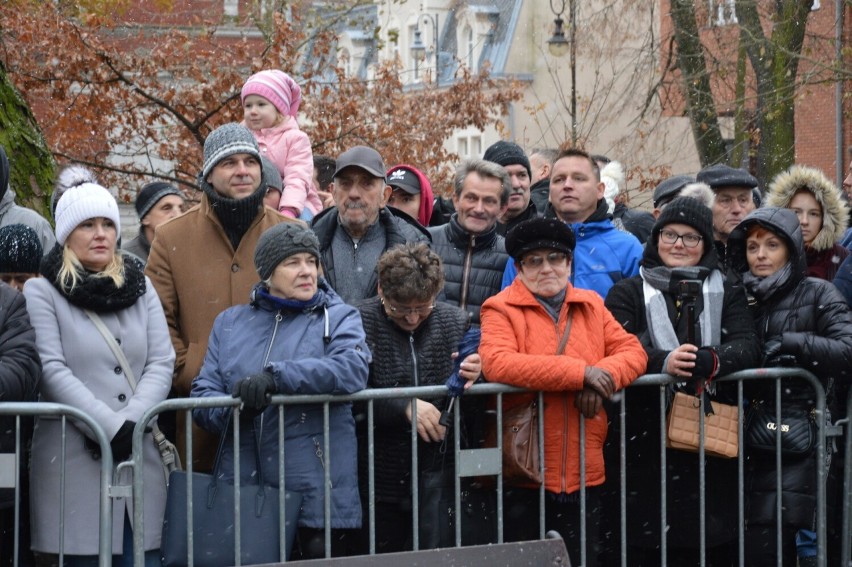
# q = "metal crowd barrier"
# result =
<box><xmin>0</xmin><ymin>402</ymin><xmax>114</xmax><ymax>567</ymax></box>
<box><xmin>126</xmin><ymin>367</ymin><xmax>849</xmax><ymax>567</ymax></box>
<box><xmin>841</xmin><ymin>385</ymin><xmax>852</xmax><ymax>567</ymax></box>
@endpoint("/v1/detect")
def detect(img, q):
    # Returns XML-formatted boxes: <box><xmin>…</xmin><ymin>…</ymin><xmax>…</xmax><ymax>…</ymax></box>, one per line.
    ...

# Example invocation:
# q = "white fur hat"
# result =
<box><xmin>54</xmin><ymin>183</ymin><xmax>120</xmax><ymax>245</ymax></box>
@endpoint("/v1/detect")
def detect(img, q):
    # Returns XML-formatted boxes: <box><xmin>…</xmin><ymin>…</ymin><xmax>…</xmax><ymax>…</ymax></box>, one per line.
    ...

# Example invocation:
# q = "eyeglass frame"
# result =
<box><xmin>519</xmin><ymin>251</ymin><xmax>570</xmax><ymax>269</ymax></box>
<box><xmin>658</xmin><ymin>228</ymin><xmax>703</xmax><ymax>248</ymax></box>
<box><xmin>380</xmin><ymin>297</ymin><xmax>436</xmax><ymax>318</ymax></box>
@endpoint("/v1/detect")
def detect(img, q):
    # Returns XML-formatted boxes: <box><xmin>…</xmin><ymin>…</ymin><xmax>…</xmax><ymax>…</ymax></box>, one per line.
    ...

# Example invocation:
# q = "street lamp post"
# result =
<box><xmin>410</xmin><ymin>13</ymin><xmax>440</xmax><ymax>88</ymax></box>
<box><xmin>547</xmin><ymin>0</ymin><xmax>577</xmax><ymax>145</ymax></box>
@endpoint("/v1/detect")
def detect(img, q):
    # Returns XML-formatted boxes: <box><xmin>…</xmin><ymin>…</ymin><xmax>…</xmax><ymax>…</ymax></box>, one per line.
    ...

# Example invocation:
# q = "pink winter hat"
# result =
<box><xmin>241</xmin><ymin>70</ymin><xmax>302</xmax><ymax>118</ymax></box>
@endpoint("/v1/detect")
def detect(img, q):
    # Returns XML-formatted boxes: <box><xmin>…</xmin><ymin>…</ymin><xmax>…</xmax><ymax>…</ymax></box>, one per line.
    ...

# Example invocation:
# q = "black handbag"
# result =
<box><xmin>745</xmin><ymin>402</ymin><xmax>816</xmax><ymax>459</ymax></box>
<box><xmin>161</xmin><ymin>411</ymin><xmax>303</xmax><ymax>567</ymax></box>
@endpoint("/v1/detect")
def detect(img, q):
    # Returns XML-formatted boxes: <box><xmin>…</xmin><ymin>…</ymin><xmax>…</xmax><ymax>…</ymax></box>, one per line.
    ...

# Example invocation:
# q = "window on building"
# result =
<box><xmin>709</xmin><ymin>0</ymin><xmax>737</xmax><ymax>26</ymax></box>
<box><xmin>458</xmin><ymin>137</ymin><xmax>469</xmax><ymax>158</ymax></box>
<box><xmin>339</xmin><ymin>48</ymin><xmax>351</xmax><ymax>77</ymax></box>
<box><xmin>464</xmin><ymin>25</ymin><xmax>475</xmax><ymax>70</ymax></box>
<box><xmin>471</xmin><ymin>135</ymin><xmax>482</xmax><ymax>157</ymax></box>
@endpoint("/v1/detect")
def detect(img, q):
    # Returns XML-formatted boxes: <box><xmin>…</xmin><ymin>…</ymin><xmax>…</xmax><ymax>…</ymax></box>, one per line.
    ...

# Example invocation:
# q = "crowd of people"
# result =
<box><xmin>0</xmin><ymin>67</ymin><xmax>852</xmax><ymax>567</ymax></box>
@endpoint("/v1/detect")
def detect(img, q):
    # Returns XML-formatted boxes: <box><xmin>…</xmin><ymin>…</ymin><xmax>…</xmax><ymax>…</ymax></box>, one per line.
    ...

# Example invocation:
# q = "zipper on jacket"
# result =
<box><xmin>409</xmin><ymin>334</ymin><xmax>419</xmax><ymax>386</ymax></box>
<box><xmin>561</xmin><ymin>395</ymin><xmax>569</xmax><ymax>494</ymax></box>
<box><xmin>459</xmin><ymin>234</ymin><xmax>475</xmax><ymax>310</ymax></box>
<box><xmin>312</xmin><ymin>437</ymin><xmax>325</xmax><ymax>471</ymax></box>
<box><xmin>262</xmin><ymin>313</ymin><xmax>284</xmax><ymax>367</ymax></box>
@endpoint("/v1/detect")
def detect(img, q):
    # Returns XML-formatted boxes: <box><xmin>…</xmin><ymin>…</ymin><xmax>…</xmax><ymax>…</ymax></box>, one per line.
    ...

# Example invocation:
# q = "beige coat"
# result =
<box><xmin>146</xmin><ymin>195</ymin><xmax>297</xmax><ymax>470</ymax></box>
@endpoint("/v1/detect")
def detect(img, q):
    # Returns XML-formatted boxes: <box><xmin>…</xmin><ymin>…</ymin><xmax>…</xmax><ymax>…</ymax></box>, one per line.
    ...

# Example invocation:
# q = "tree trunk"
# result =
<box><xmin>0</xmin><ymin>63</ymin><xmax>55</xmax><ymax>220</ymax></box>
<box><xmin>736</xmin><ymin>0</ymin><xmax>812</xmax><ymax>186</ymax></box>
<box><xmin>669</xmin><ymin>0</ymin><xmax>728</xmax><ymax>167</ymax></box>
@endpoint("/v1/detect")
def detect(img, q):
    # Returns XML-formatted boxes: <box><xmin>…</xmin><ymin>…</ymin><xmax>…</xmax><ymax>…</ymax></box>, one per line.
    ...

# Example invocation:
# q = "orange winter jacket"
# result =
<box><xmin>480</xmin><ymin>279</ymin><xmax>647</xmax><ymax>495</ymax></box>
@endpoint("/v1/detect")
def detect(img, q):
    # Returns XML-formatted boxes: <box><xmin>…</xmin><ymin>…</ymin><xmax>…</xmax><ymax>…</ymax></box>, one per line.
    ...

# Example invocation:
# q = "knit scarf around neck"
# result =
<box><xmin>742</xmin><ymin>261</ymin><xmax>793</xmax><ymax>303</ymax></box>
<box><xmin>640</xmin><ymin>265</ymin><xmax>724</xmax><ymax>350</ymax></box>
<box><xmin>200</xmin><ymin>178</ymin><xmax>265</xmax><ymax>250</ymax></box>
<box><xmin>40</xmin><ymin>244</ymin><xmax>146</xmax><ymax>312</ymax></box>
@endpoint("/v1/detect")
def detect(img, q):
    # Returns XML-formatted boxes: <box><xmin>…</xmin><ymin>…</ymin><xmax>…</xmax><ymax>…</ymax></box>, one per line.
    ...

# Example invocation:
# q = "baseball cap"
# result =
<box><xmin>333</xmin><ymin>146</ymin><xmax>386</xmax><ymax>180</ymax></box>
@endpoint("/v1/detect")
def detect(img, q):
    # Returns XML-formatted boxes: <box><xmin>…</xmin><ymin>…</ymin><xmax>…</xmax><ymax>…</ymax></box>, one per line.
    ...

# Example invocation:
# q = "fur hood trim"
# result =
<box><xmin>765</xmin><ymin>165</ymin><xmax>849</xmax><ymax>251</ymax></box>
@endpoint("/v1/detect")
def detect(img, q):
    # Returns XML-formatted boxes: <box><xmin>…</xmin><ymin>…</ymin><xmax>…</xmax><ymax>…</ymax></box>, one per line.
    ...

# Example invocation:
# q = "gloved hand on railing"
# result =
<box><xmin>232</xmin><ymin>371</ymin><xmax>277</xmax><ymax>419</ymax></box>
<box><xmin>691</xmin><ymin>347</ymin><xmax>719</xmax><ymax>380</ymax></box>
<box><xmin>110</xmin><ymin>420</ymin><xmax>136</xmax><ymax>462</ymax></box>
<box><xmin>583</xmin><ymin>366</ymin><xmax>615</xmax><ymax>399</ymax></box>
<box><xmin>574</xmin><ymin>387</ymin><xmax>603</xmax><ymax>419</ymax></box>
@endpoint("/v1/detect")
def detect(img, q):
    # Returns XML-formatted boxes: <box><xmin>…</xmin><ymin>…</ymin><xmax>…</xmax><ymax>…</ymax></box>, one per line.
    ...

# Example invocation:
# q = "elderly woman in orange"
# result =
<box><xmin>479</xmin><ymin>217</ymin><xmax>646</xmax><ymax>567</ymax></box>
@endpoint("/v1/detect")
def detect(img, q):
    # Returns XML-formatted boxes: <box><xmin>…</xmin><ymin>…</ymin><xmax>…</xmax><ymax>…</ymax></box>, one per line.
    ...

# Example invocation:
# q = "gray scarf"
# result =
<box><xmin>640</xmin><ymin>266</ymin><xmax>724</xmax><ymax>350</ymax></box>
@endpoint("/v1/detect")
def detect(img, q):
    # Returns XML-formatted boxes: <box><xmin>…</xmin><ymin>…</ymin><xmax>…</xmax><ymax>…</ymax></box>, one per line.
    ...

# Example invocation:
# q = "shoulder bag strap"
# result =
<box><xmin>84</xmin><ymin>308</ymin><xmax>174</xmax><ymax>455</ymax></box>
<box><xmin>84</xmin><ymin>309</ymin><xmax>137</xmax><ymax>388</ymax></box>
<box><xmin>556</xmin><ymin>306</ymin><xmax>574</xmax><ymax>355</ymax></box>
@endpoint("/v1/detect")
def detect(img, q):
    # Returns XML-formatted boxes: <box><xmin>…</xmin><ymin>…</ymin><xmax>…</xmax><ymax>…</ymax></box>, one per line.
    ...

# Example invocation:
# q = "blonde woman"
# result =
<box><xmin>24</xmin><ymin>183</ymin><xmax>174</xmax><ymax>567</ymax></box>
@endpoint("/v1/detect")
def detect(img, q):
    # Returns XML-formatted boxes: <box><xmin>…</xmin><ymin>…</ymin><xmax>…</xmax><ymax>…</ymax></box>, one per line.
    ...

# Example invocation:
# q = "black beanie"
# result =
<box><xmin>135</xmin><ymin>182</ymin><xmax>184</xmax><ymax>220</ymax></box>
<box><xmin>0</xmin><ymin>224</ymin><xmax>43</xmax><ymax>273</ymax></box>
<box><xmin>652</xmin><ymin>196</ymin><xmax>715</xmax><ymax>247</ymax></box>
<box><xmin>483</xmin><ymin>141</ymin><xmax>531</xmax><ymax>178</ymax></box>
<box><xmin>506</xmin><ymin>217</ymin><xmax>575</xmax><ymax>260</ymax></box>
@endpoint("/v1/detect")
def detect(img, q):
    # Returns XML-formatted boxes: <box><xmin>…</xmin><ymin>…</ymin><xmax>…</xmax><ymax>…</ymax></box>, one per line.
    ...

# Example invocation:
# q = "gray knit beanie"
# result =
<box><xmin>254</xmin><ymin>223</ymin><xmax>320</xmax><ymax>280</ymax></box>
<box><xmin>201</xmin><ymin>123</ymin><xmax>261</xmax><ymax>181</ymax></box>
<box><xmin>135</xmin><ymin>181</ymin><xmax>184</xmax><ymax>220</ymax></box>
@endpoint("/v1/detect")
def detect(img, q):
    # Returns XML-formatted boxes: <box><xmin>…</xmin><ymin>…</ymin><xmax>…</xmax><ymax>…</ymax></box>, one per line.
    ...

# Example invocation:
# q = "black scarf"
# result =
<box><xmin>199</xmin><ymin>177</ymin><xmax>265</xmax><ymax>250</ymax></box>
<box><xmin>40</xmin><ymin>244</ymin><xmax>147</xmax><ymax>312</ymax></box>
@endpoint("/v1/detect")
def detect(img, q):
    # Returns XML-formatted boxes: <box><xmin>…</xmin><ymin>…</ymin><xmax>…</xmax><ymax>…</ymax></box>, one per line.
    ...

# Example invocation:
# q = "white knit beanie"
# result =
<box><xmin>54</xmin><ymin>183</ymin><xmax>121</xmax><ymax>245</ymax></box>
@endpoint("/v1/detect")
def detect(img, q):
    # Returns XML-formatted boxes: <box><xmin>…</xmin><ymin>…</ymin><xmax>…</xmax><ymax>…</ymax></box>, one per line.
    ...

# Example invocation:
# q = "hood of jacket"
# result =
<box><xmin>765</xmin><ymin>165</ymin><xmax>849</xmax><ymax>251</ymax></box>
<box><xmin>386</xmin><ymin>164</ymin><xmax>434</xmax><ymax>226</ymax></box>
<box><xmin>727</xmin><ymin>206</ymin><xmax>807</xmax><ymax>291</ymax></box>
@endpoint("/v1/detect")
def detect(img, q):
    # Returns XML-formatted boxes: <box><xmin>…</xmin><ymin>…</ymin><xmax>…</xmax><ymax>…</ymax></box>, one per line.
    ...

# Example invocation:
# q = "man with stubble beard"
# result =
<box><xmin>310</xmin><ymin>146</ymin><xmax>430</xmax><ymax>305</ymax></box>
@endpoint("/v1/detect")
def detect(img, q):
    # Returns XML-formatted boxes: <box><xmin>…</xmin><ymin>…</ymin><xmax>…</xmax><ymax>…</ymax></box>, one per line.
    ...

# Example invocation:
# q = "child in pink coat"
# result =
<box><xmin>241</xmin><ymin>70</ymin><xmax>322</xmax><ymax>220</ymax></box>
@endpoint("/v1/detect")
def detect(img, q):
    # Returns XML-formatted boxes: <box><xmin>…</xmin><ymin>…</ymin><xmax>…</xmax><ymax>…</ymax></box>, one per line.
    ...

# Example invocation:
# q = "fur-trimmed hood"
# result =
<box><xmin>765</xmin><ymin>165</ymin><xmax>849</xmax><ymax>251</ymax></box>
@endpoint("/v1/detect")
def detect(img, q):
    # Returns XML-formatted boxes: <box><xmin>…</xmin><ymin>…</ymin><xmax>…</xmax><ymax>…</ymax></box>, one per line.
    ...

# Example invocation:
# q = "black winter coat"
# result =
<box><xmin>605</xmin><ymin>273</ymin><xmax>760</xmax><ymax>548</ymax></box>
<box><xmin>727</xmin><ymin>206</ymin><xmax>852</xmax><ymax>529</ymax></box>
<box><xmin>357</xmin><ymin>298</ymin><xmax>469</xmax><ymax>503</ymax></box>
<box><xmin>428</xmin><ymin>216</ymin><xmax>508</xmax><ymax>325</ymax></box>
<box><xmin>311</xmin><ymin>206</ymin><xmax>431</xmax><ymax>301</ymax></box>
<box><xmin>0</xmin><ymin>284</ymin><xmax>41</xmax><ymax>509</ymax></box>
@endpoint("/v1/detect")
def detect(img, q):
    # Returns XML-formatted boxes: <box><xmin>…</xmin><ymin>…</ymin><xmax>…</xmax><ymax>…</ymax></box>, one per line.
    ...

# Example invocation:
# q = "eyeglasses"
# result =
<box><xmin>520</xmin><ymin>251</ymin><xmax>569</xmax><ymax>269</ymax></box>
<box><xmin>381</xmin><ymin>298</ymin><xmax>435</xmax><ymax>318</ymax></box>
<box><xmin>659</xmin><ymin>229</ymin><xmax>703</xmax><ymax>248</ymax></box>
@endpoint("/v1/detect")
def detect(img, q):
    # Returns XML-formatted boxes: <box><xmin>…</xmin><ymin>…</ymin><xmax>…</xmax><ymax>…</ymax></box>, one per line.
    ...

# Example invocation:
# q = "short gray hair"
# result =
<box><xmin>530</xmin><ymin>148</ymin><xmax>559</xmax><ymax>166</ymax></box>
<box><xmin>453</xmin><ymin>159</ymin><xmax>511</xmax><ymax>206</ymax></box>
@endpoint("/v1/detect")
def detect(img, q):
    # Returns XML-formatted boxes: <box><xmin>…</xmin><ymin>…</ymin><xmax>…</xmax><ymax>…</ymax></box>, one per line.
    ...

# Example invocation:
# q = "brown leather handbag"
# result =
<box><xmin>500</xmin><ymin>308</ymin><xmax>574</xmax><ymax>484</ymax></box>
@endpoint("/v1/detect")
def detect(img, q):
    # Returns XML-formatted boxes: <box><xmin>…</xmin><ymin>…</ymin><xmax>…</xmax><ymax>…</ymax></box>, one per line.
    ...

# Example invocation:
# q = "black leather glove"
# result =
<box><xmin>110</xmin><ymin>421</ymin><xmax>136</xmax><ymax>463</ymax></box>
<box><xmin>691</xmin><ymin>347</ymin><xmax>719</xmax><ymax>380</ymax></box>
<box><xmin>761</xmin><ymin>337</ymin><xmax>781</xmax><ymax>366</ymax></box>
<box><xmin>231</xmin><ymin>371</ymin><xmax>277</xmax><ymax>412</ymax></box>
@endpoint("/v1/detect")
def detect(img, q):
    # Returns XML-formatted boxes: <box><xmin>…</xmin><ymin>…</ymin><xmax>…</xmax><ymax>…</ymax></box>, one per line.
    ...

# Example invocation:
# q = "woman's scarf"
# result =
<box><xmin>640</xmin><ymin>265</ymin><xmax>724</xmax><ymax>350</ymax></box>
<box><xmin>252</xmin><ymin>284</ymin><xmax>323</xmax><ymax>312</ymax></box>
<box><xmin>742</xmin><ymin>261</ymin><xmax>793</xmax><ymax>303</ymax></box>
<box><xmin>41</xmin><ymin>244</ymin><xmax>146</xmax><ymax>312</ymax></box>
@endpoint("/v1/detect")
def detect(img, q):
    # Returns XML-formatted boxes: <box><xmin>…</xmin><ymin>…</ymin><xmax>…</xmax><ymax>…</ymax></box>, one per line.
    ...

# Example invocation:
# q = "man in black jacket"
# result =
<box><xmin>428</xmin><ymin>159</ymin><xmax>510</xmax><ymax>325</ymax></box>
<box><xmin>483</xmin><ymin>141</ymin><xmax>538</xmax><ymax>236</ymax></box>
<box><xmin>311</xmin><ymin>146</ymin><xmax>430</xmax><ymax>304</ymax></box>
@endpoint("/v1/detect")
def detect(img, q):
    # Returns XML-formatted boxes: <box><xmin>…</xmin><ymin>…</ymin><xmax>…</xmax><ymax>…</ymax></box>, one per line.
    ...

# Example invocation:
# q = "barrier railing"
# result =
<box><xmin>88</xmin><ymin>368</ymin><xmax>852</xmax><ymax>567</ymax></box>
<box><xmin>0</xmin><ymin>402</ymin><xmax>114</xmax><ymax>567</ymax></box>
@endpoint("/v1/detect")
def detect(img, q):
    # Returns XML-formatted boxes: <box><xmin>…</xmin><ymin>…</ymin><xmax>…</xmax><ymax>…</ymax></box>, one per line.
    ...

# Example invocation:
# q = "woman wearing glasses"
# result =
<box><xmin>604</xmin><ymin>196</ymin><xmax>760</xmax><ymax>565</ymax></box>
<box><xmin>479</xmin><ymin>217</ymin><xmax>647</xmax><ymax>567</ymax></box>
<box><xmin>355</xmin><ymin>242</ymin><xmax>482</xmax><ymax>553</ymax></box>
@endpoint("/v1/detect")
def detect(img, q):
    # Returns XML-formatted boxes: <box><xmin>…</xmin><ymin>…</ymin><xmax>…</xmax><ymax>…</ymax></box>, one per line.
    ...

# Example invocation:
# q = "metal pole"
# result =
<box><xmin>569</xmin><ymin>0</ymin><xmax>577</xmax><ymax>145</ymax></box>
<box><xmin>836</xmin><ymin>0</ymin><xmax>844</xmax><ymax>186</ymax></box>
